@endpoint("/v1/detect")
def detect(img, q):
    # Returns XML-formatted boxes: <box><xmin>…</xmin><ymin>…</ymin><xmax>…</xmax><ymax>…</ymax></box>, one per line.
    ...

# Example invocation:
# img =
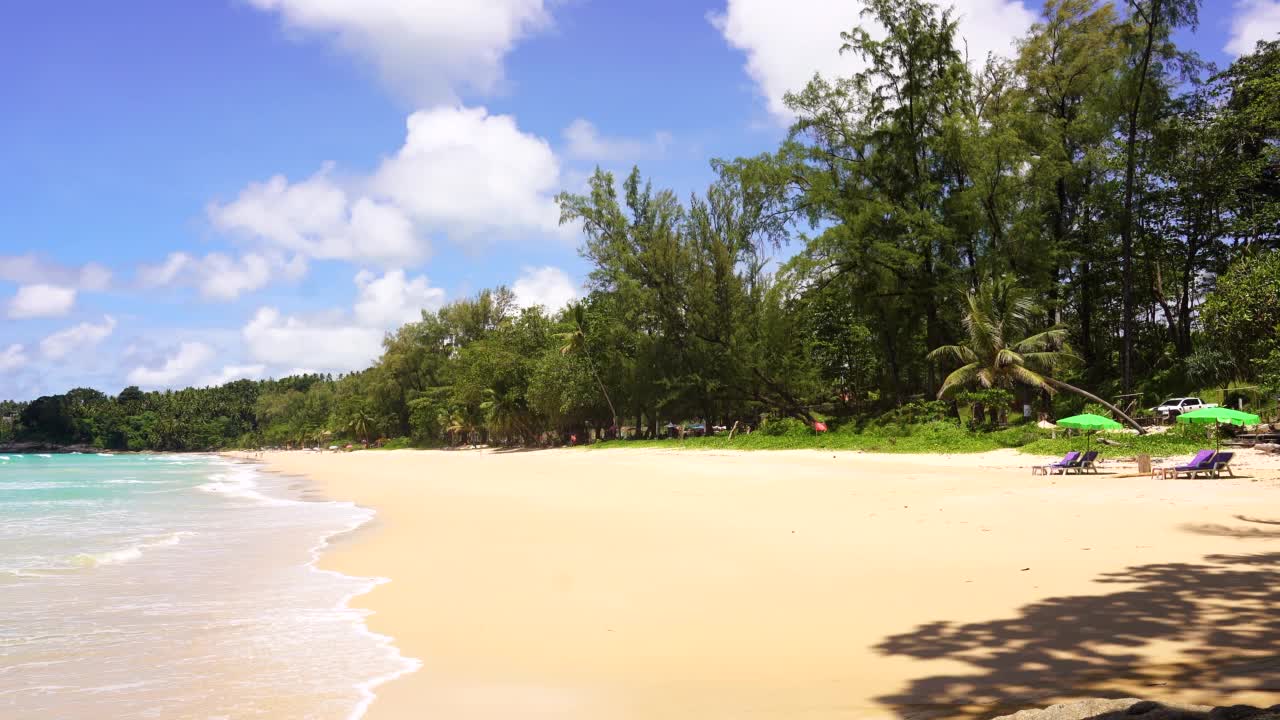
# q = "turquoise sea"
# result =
<box><xmin>0</xmin><ymin>453</ymin><xmax>417</xmax><ymax>719</ymax></box>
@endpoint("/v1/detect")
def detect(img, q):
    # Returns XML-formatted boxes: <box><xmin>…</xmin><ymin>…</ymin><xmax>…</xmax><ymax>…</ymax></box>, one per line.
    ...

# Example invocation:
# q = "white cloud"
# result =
<box><xmin>370</xmin><ymin>106</ymin><xmax>564</xmax><ymax>240</ymax></box>
<box><xmin>40</xmin><ymin>315</ymin><xmax>117</xmax><ymax>360</ymax></box>
<box><xmin>562</xmin><ymin>119</ymin><xmax>672</xmax><ymax>162</ymax></box>
<box><xmin>127</xmin><ymin>342</ymin><xmax>215</xmax><ymax>388</ymax></box>
<box><xmin>711</xmin><ymin>0</ymin><xmax>1036</xmax><ymax>121</ymax></box>
<box><xmin>200</xmin><ymin>364</ymin><xmax>269</xmax><ymax>387</ymax></box>
<box><xmin>512</xmin><ymin>265</ymin><xmax>578</xmax><ymax>311</ymax></box>
<box><xmin>211</xmin><ymin>106</ymin><xmax>566</xmax><ymax>263</ymax></box>
<box><xmin>246</xmin><ymin>0</ymin><xmax>551</xmax><ymax>104</ymax></box>
<box><xmin>209</xmin><ymin>167</ymin><xmax>424</xmax><ymax>267</ymax></box>
<box><xmin>7</xmin><ymin>284</ymin><xmax>77</xmax><ymax>319</ymax></box>
<box><xmin>242</xmin><ymin>269</ymin><xmax>444</xmax><ymax>373</ymax></box>
<box><xmin>0</xmin><ymin>254</ymin><xmax>111</xmax><ymax>291</ymax></box>
<box><xmin>138</xmin><ymin>251</ymin><xmax>308</xmax><ymax>301</ymax></box>
<box><xmin>0</xmin><ymin>344</ymin><xmax>28</xmax><ymax>372</ymax></box>
<box><xmin>353</xmin><ymin>269</ymin><xmax>446</xmax><ymax>327</ymax></box>
<box><xmin>1226</xmin><ymin>0</ymin><xmax>1280</xmax><ymax>56</ymax></box>
<box><xmin>243</xmin><ymin>307</ymin><xmax>387</xmax><ymax>373</ymax></box>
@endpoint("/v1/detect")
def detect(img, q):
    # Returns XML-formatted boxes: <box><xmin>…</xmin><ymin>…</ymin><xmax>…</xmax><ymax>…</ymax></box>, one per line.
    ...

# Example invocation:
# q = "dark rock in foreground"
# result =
<box><xmin>995</xmin><ymin>699</ymin><xmax>1280</xmax><ymax>720</ymax></box>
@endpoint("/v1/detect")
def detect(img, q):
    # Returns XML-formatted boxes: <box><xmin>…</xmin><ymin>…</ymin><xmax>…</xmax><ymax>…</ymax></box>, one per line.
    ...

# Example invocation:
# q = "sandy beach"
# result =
<box><xmin>235</xmin><ymin>448</ymin><xmax>1280</xmax><ymax>719</ymax></box>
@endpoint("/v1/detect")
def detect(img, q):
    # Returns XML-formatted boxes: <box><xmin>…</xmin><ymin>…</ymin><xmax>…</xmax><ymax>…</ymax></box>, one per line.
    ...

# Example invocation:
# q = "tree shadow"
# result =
<box><xmin>873</xmin><ymin>552</ymin><xmax>1280</xmax><ymax>718</ymax></box>
<box><xmin>1181</xmin><ymin>523</ymin><xmax>1280</xmax><ymax>540</ymax></box>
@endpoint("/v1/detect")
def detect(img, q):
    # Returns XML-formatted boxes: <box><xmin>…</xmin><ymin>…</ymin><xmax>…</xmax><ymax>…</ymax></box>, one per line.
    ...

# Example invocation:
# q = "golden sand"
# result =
<box><xmin>233</xmin><ymin>448</ymin><xmax>1280</xmax><ymax>719</ymax></box>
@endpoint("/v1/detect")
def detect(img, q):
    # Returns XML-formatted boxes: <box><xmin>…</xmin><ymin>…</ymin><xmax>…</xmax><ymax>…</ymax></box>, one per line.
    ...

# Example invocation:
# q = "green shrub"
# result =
<box><xmin>758</xmin><ymin>416</ymin><xmax>811</xmax><ymax>436</ymax></box>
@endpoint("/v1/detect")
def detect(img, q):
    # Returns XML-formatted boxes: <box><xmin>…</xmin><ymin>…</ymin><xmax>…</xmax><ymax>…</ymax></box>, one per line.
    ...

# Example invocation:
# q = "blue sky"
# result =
<box><xmin>1</xmin><ymin>0</ymin><xmax>1274</xmax><ymax>399</ymax></box>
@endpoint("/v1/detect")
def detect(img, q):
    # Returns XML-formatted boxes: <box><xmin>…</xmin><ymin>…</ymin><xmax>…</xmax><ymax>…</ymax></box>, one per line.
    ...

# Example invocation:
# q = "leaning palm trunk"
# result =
<box><xmin>582</xmin><ymin>350</ymin><xmax>618</xmax><ymax>435</ymax></box>
<box><xmin>1044</xmin><ymin>378</ymin><xmax>1146</xmax><ymax>435</ymax></box>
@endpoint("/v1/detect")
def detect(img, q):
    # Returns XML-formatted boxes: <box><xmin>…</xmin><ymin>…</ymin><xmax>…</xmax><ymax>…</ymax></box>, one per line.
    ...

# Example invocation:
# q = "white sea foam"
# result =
<box><xmin>196</xmin><ymin>468</ymin><xmax>297</xmax><ymax>506</ymax></box>
<box><xmin>36</xmin><ymin>454</ymin><xmax>53</xmax><ymax>459</ymax></box>
<box><xmin>71</xmin><ymin>532</ymin><xmax>195</xmax><ymax>568</ymax></box>
<box><xmin>97</xmin><ymin>453</ymin><xmax>114</xmax><ymax>457</ymax></box>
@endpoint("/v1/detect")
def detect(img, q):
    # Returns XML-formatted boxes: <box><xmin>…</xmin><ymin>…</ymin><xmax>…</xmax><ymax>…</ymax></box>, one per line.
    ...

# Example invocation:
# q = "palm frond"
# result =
<box><xmin>1010</xmin><ymin>365</ymin><xmax>1054</xmax><ymax>393</ymax></box>
<box><xmin>937</xmin><ymin>363</ymin><xmax>982</xmax><ymax>399</ymax></box>
<box><xmin>1013</xmin><ymin>327</ymin><xmax>1069</xmax><ymax>353</ymax></box>
<box><xmin>1021</xmin><ymin>350</ymin><xmax>1080</xmax><ymax>374</ymax></box>
<box><xmin>926</xmin><ymin>345</ymin><xmax>978</xmax><ymax>365</ymax></box>
<box><xmin>994</xmin><ymin>348</ymin><xmax>1024</xmax><ymax>368</ymax></box>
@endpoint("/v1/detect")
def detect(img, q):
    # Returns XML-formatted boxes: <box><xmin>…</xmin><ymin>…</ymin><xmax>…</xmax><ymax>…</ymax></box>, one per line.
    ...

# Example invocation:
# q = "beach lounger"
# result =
<box><xmin>1079</xmin><ymin>450</ymin><xmax>1100</xmax><ymax>474</ymax></box>
<box><xmin>1033</xmin><ymin>451</ymin><xmax>1080</xmax><ymax>475</ymax></box>
<box><xmin>1207</xmin><ymin>451</ymin><xmax>1235</xmax><ymax>478</ymax></box>
<box><xmin>1173</xmin><ymin>449</ymin><xmax>1215</xmax><ymax>479</ymax></box>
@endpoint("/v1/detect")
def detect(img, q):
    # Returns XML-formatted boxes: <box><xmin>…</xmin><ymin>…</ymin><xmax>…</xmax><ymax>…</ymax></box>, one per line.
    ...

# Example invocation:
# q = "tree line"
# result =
<box><xmin>4</xmin><ymin>0</ymin><xmax>1277</xmax><ymax>451</ymax></box>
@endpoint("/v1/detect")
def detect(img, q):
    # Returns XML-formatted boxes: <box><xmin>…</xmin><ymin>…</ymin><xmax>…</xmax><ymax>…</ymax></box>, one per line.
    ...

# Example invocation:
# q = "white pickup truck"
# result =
<box><xmin>1151</xmin><ymin>397</ymin><xmax>1218</xmax><ymax>418</ymax></box>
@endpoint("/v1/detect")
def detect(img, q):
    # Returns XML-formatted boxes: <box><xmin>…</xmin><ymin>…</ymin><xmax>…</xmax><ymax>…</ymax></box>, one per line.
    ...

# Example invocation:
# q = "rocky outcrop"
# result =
<box><xmin>995</xmin><ymin>699</ymin><xmax>1280</xmax><ymax>720</ymax></box>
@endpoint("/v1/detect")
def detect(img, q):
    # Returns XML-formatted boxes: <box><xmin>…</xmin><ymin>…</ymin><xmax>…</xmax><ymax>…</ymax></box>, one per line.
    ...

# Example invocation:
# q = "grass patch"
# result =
<box><xmin>589</xmin><ymin>421</ymin><xmax>1044</xmax><ymax>454</ymax></box>
<box><xmin>587</xmin><ymin>421</ymin><xmax>1212</xmax><ymax>458</ymax></box>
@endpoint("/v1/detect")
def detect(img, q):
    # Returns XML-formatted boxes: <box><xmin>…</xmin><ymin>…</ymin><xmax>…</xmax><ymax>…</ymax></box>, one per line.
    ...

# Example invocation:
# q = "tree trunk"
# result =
<box><xmin>1120</xmin><ymin>0</ymin><xmax>1161</xmax><ymax>393</ymax></box>
<box><xmin>582</xmin><ymin>351</ymin><xmax>617</xmax><ymax>433</ymax></box>
<box><xmin>1044</xmin><ymin>377</ymin><xmax>1146</xmax><ymax>434</ymax></box>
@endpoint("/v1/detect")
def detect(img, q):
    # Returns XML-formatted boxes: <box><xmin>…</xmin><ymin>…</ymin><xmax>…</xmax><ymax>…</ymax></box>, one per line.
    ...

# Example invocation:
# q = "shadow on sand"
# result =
<box><xmin>873</xmin><ymin>549</ymin><xmax>1280</xmax><ymax>719</ymax></box>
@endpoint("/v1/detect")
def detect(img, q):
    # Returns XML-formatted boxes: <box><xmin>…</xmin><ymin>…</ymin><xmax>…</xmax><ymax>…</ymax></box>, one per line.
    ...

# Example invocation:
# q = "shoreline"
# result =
<box><xmin>224</xmin><ymin>454</ymin><xmax>422</xmax><ymax>720</ymax></box>
<box><xmin>233</xmin><ymin>447</ymin><xmax>1280</xmax><ymax>719</ymax></box>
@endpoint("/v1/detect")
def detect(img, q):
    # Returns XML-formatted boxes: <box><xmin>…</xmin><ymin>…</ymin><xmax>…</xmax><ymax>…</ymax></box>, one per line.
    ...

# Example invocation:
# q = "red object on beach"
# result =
<box><xmin>814</xmin><ymin>421</ymin><xmax>828</xmax><ymax>432</ymax></box>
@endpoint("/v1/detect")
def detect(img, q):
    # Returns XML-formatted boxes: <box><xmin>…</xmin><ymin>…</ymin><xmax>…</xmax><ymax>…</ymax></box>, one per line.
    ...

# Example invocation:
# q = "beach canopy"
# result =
<box><xmin>1176</xmin><ymin>406</ymin><xmax>1261</xmax><ymax>449</ymax></box>
<box><xmin>1175</xmin><ymin>407</ymin><xmax>1261</xmax><ymax>426</ymax></box>
<box><xmin>1056</xmin><ymin>413</ymin><xmax>1123</xmax><ymax>431</ymax></box>
<box><xmin>1056</xmin><ymin>413</ymin><xmax>1122</xmax><ymax>455</ymax></box>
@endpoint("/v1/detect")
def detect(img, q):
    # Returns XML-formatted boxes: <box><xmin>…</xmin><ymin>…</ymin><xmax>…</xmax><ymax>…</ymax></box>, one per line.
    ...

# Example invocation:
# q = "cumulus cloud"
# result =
<box><xmin>0</xmin><ymin>254</ymin><xmax>111</xmax><ymax>291</ymax></box>
<box><xmin>711</xmin><ymin>0</ymin><xmax>1036</xmax><ymax>121</ymax></box>
<box><xmin>1226</xmin><ymin>0</ymin><xmax>1280</xmax><ymax>56</ymax></box>
<box><xmin>127</xmin><ymin>342</ymin><xmax>215</xmax><ymax>387</ymax></box>
<box><xmin>353</xmin><ymin>268</ymin><xmax>446</xmax><ymax>327</ymax></box>
<box><xmin>243</xmin><ymin>269</ymin><xmax>445</xmax><ymax>373</ymax></box>
<box><xmin>200</xmin><ymin>364</ymin><xmax>269</xmax><ymax>387</ymax></box>
<box><xmin>369</xmin><ymin>106</ymin><xmax>564</xmax><ymax>240</ymax></box>
<box><xmin>243</xmin><ymin>307</ymin><xmax>387</xmax><ymax>372</ymax></box>
<box><xmin>562</xmin><ymin>119</ymin><xmax>672</xmax><ymax>162</ymax></box>
<box><xmin>7</xmin><ymin>284</ymin><xmax>77</xmax><ymax>319</ymax></box>
<box><xmin>40</xmin><ymin>315</ymin><xmax>117</xmax><ymax>360</ymax></box>
<box><xmin>209</xmin><ymin>167</ymin><xmax>424</xmax><ymax>267</ymax></box>
<box><xmin>512</xmin><ymin>265</ymin><xmax>578</xmax><ymax>311</ymax></box>
<box><xmin>0</xmin><ymin>344</ymin><xmax>28</xmax><ymax>372</ymax></box>
<box><xmin>246</xmin><ymin>0</ymin><xmax>551</xmax><ymax>104</ymax></box>
<box><xmin>137</xmin><ymin>251</ymin><xmax>308</xmax><ymax>301</ymax></box>
<box><xmin>211</xmin><ymin>106</ymin><xmax>566</xmax><ymax>263</ymax></box>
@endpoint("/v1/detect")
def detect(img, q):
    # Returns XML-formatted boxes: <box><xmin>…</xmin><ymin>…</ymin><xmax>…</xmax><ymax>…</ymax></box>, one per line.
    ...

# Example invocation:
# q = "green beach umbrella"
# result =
<box><xmin>1057</xmin><ymin>413</ymin><xmax>1123</xmax><ymax>454</ymax></box>
<box><xmin>1176</xmin><ymin>407</ymin><xmax>1261</xmax><ymax>449</ymax></box>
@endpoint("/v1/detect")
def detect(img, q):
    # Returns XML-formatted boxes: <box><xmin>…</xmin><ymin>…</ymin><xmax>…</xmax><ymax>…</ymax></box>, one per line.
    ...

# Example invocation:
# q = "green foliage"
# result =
<box><xmin>875</xmin><ymin>400</ymin><xmax>952</xmax><ymax>427</ymax></box>
<box><xmin>757</xmin><ymin>417</ymin><xmax>811</xmax><ymax>437</ymax></box>
<box><xmin>1202</xmin><ymin>251</ymin><xmax>1280</xmax><ymax>379</ymax></box>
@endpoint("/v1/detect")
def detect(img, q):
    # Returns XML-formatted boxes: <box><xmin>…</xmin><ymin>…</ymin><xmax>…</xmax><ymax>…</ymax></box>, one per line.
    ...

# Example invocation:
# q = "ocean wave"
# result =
<box><xmin>36</xmin><ymin>454</ymin><xmax>53</xmax><ymax>459</ymax></box>
<box><xmin>196</xmin><ymin>469</ymin><xmax>297</xmax><ymax>507</ymax></box>
<box><xmin>102</xmin><ymin>478</ymin><xmax>170</xmax><ymax>485</ymax></box>
<box><xmin>71</xmin><ymin>532</ymin><xmax>196</xmax><ymax>568</ymax></box>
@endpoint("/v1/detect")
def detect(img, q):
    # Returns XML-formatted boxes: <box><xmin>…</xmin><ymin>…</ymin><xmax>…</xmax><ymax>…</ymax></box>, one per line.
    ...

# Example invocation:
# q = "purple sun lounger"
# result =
<box><xmin>1173</xmin><ymin>449</ymin><xmax>1215</xmax><ymax>479</ymax></box>
<box><xmin>1033</xmin><ymin>451</ymin><xmax>1080</xmax><ymax>475</ymax></box>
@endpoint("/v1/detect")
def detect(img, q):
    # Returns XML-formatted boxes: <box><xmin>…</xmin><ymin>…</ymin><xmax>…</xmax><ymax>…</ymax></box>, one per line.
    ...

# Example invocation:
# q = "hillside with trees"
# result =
<box><xmin>5</xmin><ymin>0</ymin><xmax>1277</xmax><ymax>452</ymax></box>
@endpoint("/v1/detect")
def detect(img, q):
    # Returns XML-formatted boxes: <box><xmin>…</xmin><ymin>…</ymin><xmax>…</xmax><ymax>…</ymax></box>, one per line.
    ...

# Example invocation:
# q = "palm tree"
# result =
<box><xmin>347</xmin><ymin>410</ymin><xmax>375</xmax><ymax>444</ymax></box>
<box><xmin>928</xmin><ymin>278</ymin><xmax>1145</xmax><ymax>434</ymax></box>
<box><xmin>557</xmin><ymin>302</ymin><xmax>618</xmax><ymax>435</ymax></box>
